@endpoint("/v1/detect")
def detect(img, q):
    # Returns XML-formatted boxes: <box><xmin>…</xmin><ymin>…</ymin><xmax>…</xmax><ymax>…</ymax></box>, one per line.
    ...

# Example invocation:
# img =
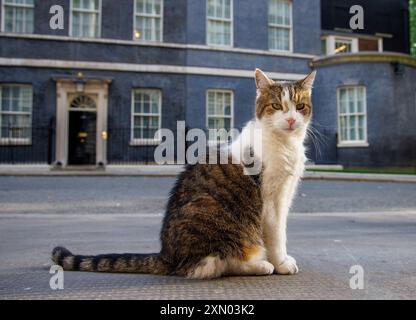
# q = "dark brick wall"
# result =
<box><xmin>312</xmin><ymin>62</ymin><xmax>416</xmax><ymax>167</ymax></box>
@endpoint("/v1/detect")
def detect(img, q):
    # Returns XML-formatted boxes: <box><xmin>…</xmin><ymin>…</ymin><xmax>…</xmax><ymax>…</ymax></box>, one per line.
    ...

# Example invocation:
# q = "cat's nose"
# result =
<box><xmin>286</xmin><ymin>118</ymin><xmax>296</xmax><ymax>126</ymax></box>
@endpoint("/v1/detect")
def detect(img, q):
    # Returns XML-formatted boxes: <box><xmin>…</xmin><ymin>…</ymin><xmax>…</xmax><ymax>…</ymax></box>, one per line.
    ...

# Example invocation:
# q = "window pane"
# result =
<box><xmin>269</xmin><ymin>0</ymin><xmax>291</xmax><ymax>26</ymax></box>
<box><xmin>268</xmin><ymin>0</ymin><xmax>292</xmax><ymax>51</ymax></box>
<box><xmin>348</xmin><ymin>89</ymin><xmax>355</xmax><ymax>113</ymax></box>
<box><xmin>73</xmin><ymin>0</ymin><xmax>99</xmax><ymax>10</ymax></box>
<box><xmin>133</xmin><ymin>128</ymin><xmax>141</xmax><ymax>139</ymax></box>
<box><xmin>154</xmin><ymin>0</ymin><xmax>162</xmax><ymax>15</ymax></box>
<box><xmin>207</xmin><ymin>91</ymin><xmax>233</xmax><ymax>137</ymax></box>
<box><xmin>208</xmin><ymin>20</ymin><xmax>231</xmax><ymax>46</ymax></box>
<box><xmin>224</xmin><ymin>0</ymin><xmax>231</xmax><ymax>19</ymax></box>
<box><xmin>1</xmin><ymin>114</ymin><xmax>31</xmax><ymax>138</ymax></box>
<box><xmin>207</xmin><ymin>0</ymin><xmax>232</xmax><ymax>46</ymax></box>
<box><xmin>135</xmin><ymin>0</ymin><xmax>163</xmax><ymax>41</ymax></box>
<box><xmin>340</xmin><ymin>100</ymin><xmax>347</xmax><ymax>114</ymax></box>
<box><xmin>5</xmin><ymin>8</ymin><xmax>14</xmax><ymax>32</ymax></box>
<box><xmin>339</xmin><ymin>116</ymin><xmax>347</xmax><ymax>141</ymax></box>
<box><xmin>207</xmin><ymin>0</ymin><xmax>215</xmax><ymax>16</ymax></box>
<box><xmin>335</xmin><ymin>40</ymin><xmax>352</xmax><ymax>54</ymax></box>
<box><xmin>4</xmin><ymin>2</ymin><xmax>34</xmax><ymax>34</ymax></box>
<box><xmin>223</xmin><ymin>118</ymin><xmax>231</xmax><ymax>130</ymax></box>
<box><xmin>358</xmin><ymin>115</ymin><xmax>365</xmax><ymax>140</ymax></box>
<box><xmin>224</xmin><ymin>105</ymin><xmax>231</xmax><ymax>116</ymax></box>
<box><xmin>338</xmin><ymin>87</ymin><xmax>367</xmax><ymax>142</ymax></box>
<box><xmin>134</xmin><ymin>116</ymin><xmax>142</xmax><ymax>127</ymax></box>
<box><xmin>356</xmin><ymin>100</ymin><xmax>364</xmax><ymax>113</ymax></box>
<box><xmin>132</xmin><ymin>90</ymin><xmax>161</xmax><ymax>140</ymax></box>
<box><xmin>0</xmin><ymin>85</ymin><xmax>32</xmax><ymax>115</ymax></box>
<box><xmin>358</xmin><ymin>127</ymin><xmax>365</xmax><ymax>140</ymax></box>
<box><xmin>321</xmin><ymin>39</ymin><xmax>327</xmax><ymax>55</ymax></box>
<box><xmin>349</xmin><ymin>116</ymin><xmax>356</xmax><ymax>140</ymax></box>
<box><xmin>73</xmin><ymin>0</ymin><xmax>82</xmax><ymax>9</ymax></box>
<box><xmin>72</xmin><ymin>1</ymin><xmax>100</xmax><ymax>38</ymax></box>
<box><xmin>25</xmin><ymin>7</ymin><xmax>34</xmax><ymax>33</ymax></box>
<box><xmin>5</xmin><ymin>0</ymin><xmax>34</xmax><ymax>4</ymax></box>
<box><xmin>269</xmin><ymin>26</ymin><xmax>290</xmax><ymax>51</ymax></box>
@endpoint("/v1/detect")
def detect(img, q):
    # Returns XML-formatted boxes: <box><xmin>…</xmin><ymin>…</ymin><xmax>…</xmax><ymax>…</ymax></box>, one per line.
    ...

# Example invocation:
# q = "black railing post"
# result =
<box><xmin>335</xmin><ymin>132</ymin><xmax>339</xmax><ymax>164</ymax></box>
<box><xmin>47</xmin><ymin>120</ymin><xmax>54</xmax><ymax>165</ymax></box>
<box><xmin>146</xmin><ymin>120</ymin><xmax>150</xmax><ymax>165</ymax></box>
<box><xmin>8</xmin><ymin>122</ymin><xmax>15</xmax><ymax>164</ymax></box>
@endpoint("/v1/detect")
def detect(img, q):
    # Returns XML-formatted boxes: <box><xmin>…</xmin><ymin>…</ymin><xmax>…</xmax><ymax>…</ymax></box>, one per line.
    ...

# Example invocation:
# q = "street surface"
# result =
<box><xmin>0</xmin><ymin>177</ymin><xmax>415</xmax><ymax>299</ymax></box>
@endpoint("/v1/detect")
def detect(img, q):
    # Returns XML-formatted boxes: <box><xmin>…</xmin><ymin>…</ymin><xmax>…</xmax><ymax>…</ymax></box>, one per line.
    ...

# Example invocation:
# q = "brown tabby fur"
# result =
<box><xmin>52</xmin><ymin>151</ymin><xmax>264</xmax><ymax>277</ymax></box>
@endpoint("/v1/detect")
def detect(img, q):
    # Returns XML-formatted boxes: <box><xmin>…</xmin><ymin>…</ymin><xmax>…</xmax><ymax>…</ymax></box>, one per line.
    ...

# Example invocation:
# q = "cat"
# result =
<box><xmin>52</xmin><ymin>68</ymin><xmax>316</xmax><ymax>279</ymax></box>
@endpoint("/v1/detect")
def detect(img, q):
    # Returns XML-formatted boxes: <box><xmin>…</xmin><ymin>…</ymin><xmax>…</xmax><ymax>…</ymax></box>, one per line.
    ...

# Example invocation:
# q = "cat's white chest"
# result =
<box><xmin>261</xmin><ymin>141</ymin><xmax>306</xmax><ymax>200</ymax></box>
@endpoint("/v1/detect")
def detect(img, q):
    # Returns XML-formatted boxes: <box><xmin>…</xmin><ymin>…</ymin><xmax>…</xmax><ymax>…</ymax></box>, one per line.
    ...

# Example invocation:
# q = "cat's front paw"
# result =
<box><xmin>274</xmin><ymin>255</ymin><xmax>299</xmax><ymax>275</ymax></box>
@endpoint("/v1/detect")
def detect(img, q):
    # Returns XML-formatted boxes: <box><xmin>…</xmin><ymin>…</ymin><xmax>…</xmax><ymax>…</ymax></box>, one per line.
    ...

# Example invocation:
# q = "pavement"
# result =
<box><xmin>0</xmin><ymin>164</ymin><xmax>415</xmax><ymax>183</ymax></box>
<box><xmin>0</xmin><ymin>177</ymin><xmax>416</xmax><ymax>300</ymax></box>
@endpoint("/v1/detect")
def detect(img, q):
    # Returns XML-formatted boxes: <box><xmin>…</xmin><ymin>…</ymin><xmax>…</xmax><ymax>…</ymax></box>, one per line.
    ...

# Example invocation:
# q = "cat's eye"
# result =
<box><xmin>296</xmin><ymin>103</ymin><xmax>306</xmax><ymax>111</ymax></box>
<box><xmin>270</xmin><ymin>103</ymin><xmax>282</xmax><ymax>110</ymax></box>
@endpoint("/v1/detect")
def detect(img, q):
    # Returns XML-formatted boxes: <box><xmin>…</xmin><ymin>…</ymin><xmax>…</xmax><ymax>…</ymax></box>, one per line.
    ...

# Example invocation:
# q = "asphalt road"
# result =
<box><xmin>1</xmin><ymin>176</ymin><xmax>416</xmax><ymax>214</ymax></box>
<box><xmin>0</xmin><ymin>177</ymin><xmax>415</xmax><ymax>300</ymax></box>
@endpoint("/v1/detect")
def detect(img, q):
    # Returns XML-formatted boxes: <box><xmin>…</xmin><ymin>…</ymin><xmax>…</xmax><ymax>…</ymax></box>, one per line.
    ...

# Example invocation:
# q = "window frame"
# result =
<box><xmin>334</xmin><ymin>37</ymin><xmax>354</xmax><ymax>54</ymax></box>
<box><xmin>337</xmin><ymin>85</ymin><xmax>369</xmax><ymax>148</ymax></box>
<box><xmin>322</xmin><ymin>35</ymin><xmax>383</xmax><ymax>55</ymax></box>
<box><xmin>133</xmin><ymin>0</ymin><xmax>164</xmax><ymax>42</ymax></box>
<box><xmin>206</xmin><ymin>0</ymin><xmax>234</xmax><ymax>48</ymax></box>
<box><xmin>1</xmin><ymin>0</ymin><xmax>35</xmax><ymax>34</ymax></box>
<box><xmin>130</xmin><ymin>88</ymin><xmax>162</xmax><ymax>146</ymax></box>
<box><xmin>0</xmin><ymin>83</ymin><xmax>33</xmax><ymax>145</ymax></box>
<box><xmin>268</xmin><ymin>0</ymin><xmax>293</xmax><ymax>53</ymax></box>
<box><xmin>206</xmin><ymin>89</ymin><xmax>234</xmax><ymax>143</ymax></box>
<box><xmin>69</xmin><ymin>0</ymin><xmax>102</xmax><ymax>39</ymax></box>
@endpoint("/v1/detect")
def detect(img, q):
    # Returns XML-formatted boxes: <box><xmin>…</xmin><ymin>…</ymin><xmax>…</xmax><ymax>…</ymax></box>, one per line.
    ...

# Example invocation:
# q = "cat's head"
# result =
<box><xmin>254</xmin><ymin>68</ymin><xmax>316</xmax><ymax>136</ymax></box>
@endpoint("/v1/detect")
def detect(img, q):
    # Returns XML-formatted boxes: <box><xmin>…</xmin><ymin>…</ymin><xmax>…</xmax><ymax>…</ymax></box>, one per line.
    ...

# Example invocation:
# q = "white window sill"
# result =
<box><xmin>269</xmin><ymin>48</ymin><xmax>293</xmax><ymax>54</ymax></box>
<box><xmin>129</xmin><ymin>139</ymin><xmax>161</xmax><ymax>146</ymax></box>
<box><xmin>0</xmin><ymin>138</ymin><xmax>31</xmax><ymax>146</ymax></box>
<box><xmin>132</xmin><ymin>39</ymin><xmax>164</xmax><ymax>44</ymax></box>
<box><xmin>206</xmin><ymin>43</ymin><xmax>233</xmax><ymax>49</ymax></box>
<box><xmin>337</xmin><ymin>142</ymin><xmax>369</xmax><ymax>148</ymax></box>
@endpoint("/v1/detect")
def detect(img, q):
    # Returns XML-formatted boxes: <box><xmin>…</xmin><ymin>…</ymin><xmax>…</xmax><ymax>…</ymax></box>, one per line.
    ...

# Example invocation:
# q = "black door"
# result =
<box><xmin>68</xmin><ymin>111</ymin><xmax>97</xmax><ymax>165</ymax></box>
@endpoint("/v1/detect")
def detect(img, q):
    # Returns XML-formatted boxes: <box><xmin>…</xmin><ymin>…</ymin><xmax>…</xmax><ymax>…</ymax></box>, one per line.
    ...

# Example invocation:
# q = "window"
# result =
<box><xmin>134</xmin><ymin>0</ymin><xmax>163</xmax><ymax>41</ymax></box>
<box><xmin>268</xmin><ymin>0</ymin><xmax>292</xmax><ymax>51</ymax></box>
<box><xmin>335</xmin><ymin>38</ymin><xmax>352</xmax><ymax>54</ymax></box>
<box><xmin>206</xmin><ymin>90</ymin><xmax>233</xmax><ymax>141</ymax></box>
<box><xmin>70</xmin><ymin>0</ymin><xmax>101</xmax><ymax>38</ymax></box>
<box><xmin>358</xmin><ymin>38</ymin><xmax>382</xmax><ymax>52</ymax></box>
<box><xmin>338</xmin><ymin>87</ymin><xmax>368</xmax><ymax>146</ymax></box>
<box><xmin>131</xmin><ymin>89</ymin><xmax>161</xmax><ymax>144</ymax></box>
<box><xmin>321</xmin><ymin>38</ymin><xmax>327</xmax><ymax>55</ymax></box>
<box><xmin>0</xmin><ymin>84</ymin><xmax>32</xmax><ymax>144</ymax></box>
<box><xmin>1</xmin><ymin>0</ymin><xmax>34</xmax><ymax>33</ymax></box>
<box><xmin>322</xmin><ymin>35</ymin><xmax>382</xmax><ymax>55</ymax></box>
<box><xmin>207</xmin><ymin>0</ymin><xmax>233</xmax><ymax>47</ymax></box>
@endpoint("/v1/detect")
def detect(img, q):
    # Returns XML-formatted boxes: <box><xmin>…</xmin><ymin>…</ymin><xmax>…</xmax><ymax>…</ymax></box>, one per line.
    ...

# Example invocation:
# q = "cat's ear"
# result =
<box><xmin>255</xmin><ymin>68</ymin><xmax>274</xmax><ymax>90</ymax></box>
<box><xmin>298</xmin><ymin>70</ymin><xmax>317</xmax><ymax>91</ymax></box>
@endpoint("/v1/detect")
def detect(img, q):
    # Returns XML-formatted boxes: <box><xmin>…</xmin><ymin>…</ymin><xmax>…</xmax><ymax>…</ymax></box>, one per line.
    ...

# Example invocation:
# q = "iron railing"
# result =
<box><xmin>107</xmin><ymin>127</ymin><xmax>157</xmax><ymax>165</ymax></box>
<box><xmin>0</xmin><ymin>125</ymin><xmax>340</xmax><ymax>165</ymax></box>
<box><xmin>0</xmin><ymin>125</ymin><xmax>54</xmax><ymax>164</ymax></box>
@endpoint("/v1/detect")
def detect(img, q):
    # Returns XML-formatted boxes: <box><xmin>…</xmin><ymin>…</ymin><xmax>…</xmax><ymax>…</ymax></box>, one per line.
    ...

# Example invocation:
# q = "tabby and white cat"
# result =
<box><xmin>52</xmin><ymin>68</ymin><xmax>316</xmax><ymax>279</ymax></box>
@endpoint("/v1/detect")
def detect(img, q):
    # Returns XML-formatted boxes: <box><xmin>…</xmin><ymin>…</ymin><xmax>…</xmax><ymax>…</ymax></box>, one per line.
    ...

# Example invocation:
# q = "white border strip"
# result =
<box><xmin>0</xmin><ymin>33</ymin><xmax>316</xmax><ymax>59</ymax></box>
<box><xmin>0</xmin><ymin>57</ymin><xmax>307</xmax><ymax>80</ymax></box>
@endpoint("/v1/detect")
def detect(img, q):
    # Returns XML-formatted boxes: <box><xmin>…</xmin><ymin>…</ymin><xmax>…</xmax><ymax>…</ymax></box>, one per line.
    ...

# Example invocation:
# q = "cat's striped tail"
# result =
<box><xmin>51</xmin><ymin>247</ymin><xmax>170</xmax><ymax>275</ymax></box>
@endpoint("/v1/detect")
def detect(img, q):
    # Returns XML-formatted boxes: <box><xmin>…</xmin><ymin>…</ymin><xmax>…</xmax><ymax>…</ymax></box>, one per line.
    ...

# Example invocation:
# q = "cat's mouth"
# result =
<box><xmin>284</xmin><ymin>127</ymin><xmax>296</xmax><ymax>132</ymax></box>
